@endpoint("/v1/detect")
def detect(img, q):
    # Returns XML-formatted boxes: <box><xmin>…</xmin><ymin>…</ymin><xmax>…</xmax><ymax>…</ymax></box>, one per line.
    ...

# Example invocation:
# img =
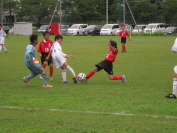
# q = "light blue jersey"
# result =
<box><xmin>24</xmin><ymin>44</ymin><xmax>43</xmax><ymax>74</ymax></box>
<box><xmin>24</xmin><ymin>44</ymin><xmax>36</xmax><ymax>63</ymax></box>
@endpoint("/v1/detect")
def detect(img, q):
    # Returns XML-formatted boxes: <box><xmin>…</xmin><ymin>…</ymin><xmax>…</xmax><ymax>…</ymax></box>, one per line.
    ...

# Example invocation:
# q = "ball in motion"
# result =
<box><xmin>77</xmin><ymin>73</ymin><xmax>86</xmax><ymax>82</ymax></box>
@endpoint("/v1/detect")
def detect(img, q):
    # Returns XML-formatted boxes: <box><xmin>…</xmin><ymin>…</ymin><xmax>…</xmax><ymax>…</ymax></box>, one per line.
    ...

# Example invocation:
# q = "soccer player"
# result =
<box><xmin>118</xmin><ymin>25</ymin><xmax>131</xmax><ymax>52</ymax></box>
<box><xmin>0</xmin><ymin>24</ymin><xmax>9</xmax><ymax>53</ymax></box>
<box><xmin>85</xmin><ymin>40</ymin><xmax>126</xmax><ymax>83</ymax></box>
<box><xmin>47</xmin><ymin>35</ymin><xmax>77</xmax><ymax>83</ymax></box>
<box><xmin>165</xmin><ymin>37</ymin><xmax>177</xmax><ymax>98</ymax></box>
<box><xmin>37</xmin><ymin>31</ymin><xmax>54</xmax><ymax>80</ymax></box>
<box><xmin>22</xmin><ymin>34</ymin><xmax>52</xmax><ymax>88</ymax></box>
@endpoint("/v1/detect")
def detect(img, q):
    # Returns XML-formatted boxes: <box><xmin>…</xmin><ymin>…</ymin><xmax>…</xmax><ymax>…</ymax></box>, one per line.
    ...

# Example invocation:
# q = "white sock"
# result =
<box><xmin>62</xmin><ymin>70</ymin><xmax>67</xmax><ymax>82</ymax></box>
<box><xmin>172</xmin><ymin>78</ymin><xmax>177</xmax><ymax>95</ymax></box>
<box><xmin>3</xmin><ymin>45</ymin><xmax>7</xmax><ymax>51</ymax></box>
<box><xmin>67</xmin><ymin>66</ymin><xmax>76</xmax><ymax>77</ymax></box>
<box><xmin>0</xmin><ymin>45</ymin><xmax>2</xmax><ymax>52</ymax></box>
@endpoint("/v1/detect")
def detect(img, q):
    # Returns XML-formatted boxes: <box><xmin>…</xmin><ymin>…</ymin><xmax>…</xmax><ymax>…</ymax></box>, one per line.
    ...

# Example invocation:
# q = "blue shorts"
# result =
<box><xmin>25</xmin><ymin>61</ymin><xmax>43</xmax><ymax>74</ymax></box>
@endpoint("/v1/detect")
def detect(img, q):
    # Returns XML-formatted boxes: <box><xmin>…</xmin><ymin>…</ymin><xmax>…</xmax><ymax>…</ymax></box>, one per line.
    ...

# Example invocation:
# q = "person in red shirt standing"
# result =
<box><xmin>38</xmin><ymin>31</ymin><xmax>54</xmax><ymax>80</ymax></box>
<box><xmin>85</xmin><ymin>40</ymin><xmax>126</xmax><ymax>83</ymax></box>
<box><xmin>118</xmin><ymin>25</ymin><xmax>131</xmax><ymax>52</ymax></box>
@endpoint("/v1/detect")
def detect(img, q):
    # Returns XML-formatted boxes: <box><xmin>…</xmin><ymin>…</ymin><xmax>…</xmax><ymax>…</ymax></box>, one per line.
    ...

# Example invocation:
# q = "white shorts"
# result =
<box><xmin>174</xmin><ymin>66</ymin><xmax>177</xmax><ymax>73</ymax></box>
<box><xmin>52</xmin><ymin>54</ymin><xmax>66</xmax><ymax>69</ymax></box>
<box><xmin>0</xmin><ymin>37</ymin><xmax>5</xmax><ymax>44</ymax></box>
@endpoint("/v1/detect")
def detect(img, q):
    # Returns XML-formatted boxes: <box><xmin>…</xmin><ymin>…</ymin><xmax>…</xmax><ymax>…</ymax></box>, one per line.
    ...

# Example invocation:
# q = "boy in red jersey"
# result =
<box><xmin>85</xmin><ymin>40</ymin><xmax>126</xmax><ymax>83</ymax></box>
<box><xmin>38</xmin><ymin>31</ymin><xmax>54</xmax><ymax>80</ymax></box>
<box><xmin>118</xmin><ymin>25</ymin><xmax>131</xmax><ymax>52</ymax></box>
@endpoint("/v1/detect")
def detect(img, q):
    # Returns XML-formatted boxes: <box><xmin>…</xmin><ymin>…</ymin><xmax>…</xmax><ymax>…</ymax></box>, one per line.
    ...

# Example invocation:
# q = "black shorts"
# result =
<box><xmin>95</xmin><ymin>60</ymin><xmax>113</xmax><ymax>75</ymax></box>
<box><xmin>121</xmin><ymin>37</ymin><xmax>126</xmax><ymax>44</ymax></box>
<box><xmin>41</xmin><ymin>53</ymin><xmax>53</xmax><ymax>66</ymax></box>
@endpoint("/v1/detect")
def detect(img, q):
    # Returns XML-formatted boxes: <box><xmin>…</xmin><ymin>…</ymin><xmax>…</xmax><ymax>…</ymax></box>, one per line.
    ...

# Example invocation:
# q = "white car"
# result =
<box><xmin>67</xmin><ymin>24</ymin><xmax>88</xmax><ymax>35</ymax></box>
<box><xmin>132</xmin><ymin>25</ymin><xmax>147</xmax><ymax>34</ymax></box>
<box><xmin>144</xmin><ymin>23</ymin><xmax>167</xmax><ymax>34</ymax></box>
<box><xmin>100</xmin><ymin>24</ymin><xmax>119</xmax><ymax>36</ymax></box>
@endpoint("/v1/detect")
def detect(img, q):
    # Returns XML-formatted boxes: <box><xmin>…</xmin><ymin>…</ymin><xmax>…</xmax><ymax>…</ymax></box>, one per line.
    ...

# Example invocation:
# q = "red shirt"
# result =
<box><xmin>119</xmin><ymin>30</ymin><xmax>129</xmax><ymax>37</ymax></box>
<box><xmin>105</xmin><ymin>49</ymin><xmax>118</xmax><ymax>62</ymax></box>
<box><xmin>37</xmin><ymin>40</ymin><xmax>53</xmax><ymax>53</ymax></box>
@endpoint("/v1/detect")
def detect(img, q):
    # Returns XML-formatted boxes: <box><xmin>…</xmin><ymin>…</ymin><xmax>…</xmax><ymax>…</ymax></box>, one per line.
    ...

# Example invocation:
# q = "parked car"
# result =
<box><xmin>61</xmin><ymin>25</ymin><xmax>69</xmax><ymax>35</ymax></box>
<box><xmin>132</xmin><ymin>25</ymin><xmax>147</xmax><ymax>34</ymax></box>
<box><xmin>163</xmin><ymin>27</ymin><xmax>177</xmax><ymax>35</ymax></box>
<box><xmin>83</xmin><ymin>25</ymin><xmax>103</xmax><ymax>36</ymax></box>
<box><xmin>144</xmin><ymin>23</ymin><xmax>169</xmax><ymax>34</ymax></box>
<box><xmin>38</xmin><ymin>25</ymin><xmax>49</xmax><ymax>33</ymax></box>
<box><xmin>32</xmin><ymin>26</ymin><xmax>38</xmax><ymax>30</ymax></box>
<box><xmin>3</xmin><ymin>26</ymin><xmax>11</xmax><ymax>34</ymax></box>
<box><xmin>100</xmin><ymin>24</ymin><xmax>119</xmax><ymax>36</ymax></box>
<box><xmin>67</xmin><ymin>24</ymin><xmax>88</xmax><ymax>35</ymax></box>
<box><xmin>115</xmin><ymin>25</ymin><xmax>133</xmax><ymax>35</ymax></box>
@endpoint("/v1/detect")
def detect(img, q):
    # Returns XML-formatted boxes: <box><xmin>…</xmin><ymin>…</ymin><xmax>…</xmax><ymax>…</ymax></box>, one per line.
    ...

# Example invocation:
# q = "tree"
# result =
<box><xmin>162</xmin><ymin>0</ymin><xmax>177</xmax><ymax>24</ymax></box>
<box><xmin>17</xmin><ymin>0</ymin><xmax>56</xmax><ymax>27</ymax></box>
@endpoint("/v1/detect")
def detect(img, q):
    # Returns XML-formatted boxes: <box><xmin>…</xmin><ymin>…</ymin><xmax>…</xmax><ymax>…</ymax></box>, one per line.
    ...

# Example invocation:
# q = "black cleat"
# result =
<box><xmin>165</xmin><ymin>93</ymin><xmax>176</xmax><ymax>99</ymax></box>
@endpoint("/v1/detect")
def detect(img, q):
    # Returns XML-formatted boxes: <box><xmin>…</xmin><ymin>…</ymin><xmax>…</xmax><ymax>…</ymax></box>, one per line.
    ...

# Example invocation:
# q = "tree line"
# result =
<box><xmin>2</xmin><ymin>0</ymin><xmax>177</xmax><ymax>27</ymax></box>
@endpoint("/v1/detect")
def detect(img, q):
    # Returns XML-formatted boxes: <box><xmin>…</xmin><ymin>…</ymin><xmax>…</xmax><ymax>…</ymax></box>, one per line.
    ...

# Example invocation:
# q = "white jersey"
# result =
<box><xmin>0</xmin><ymin>29</ymin><xmax>6</xmax><ymax>38</ymax></box>
<box><xmin>51</xmin><ymin>41</ymin><xmax>67</xmax><ymax>69</ymax></box>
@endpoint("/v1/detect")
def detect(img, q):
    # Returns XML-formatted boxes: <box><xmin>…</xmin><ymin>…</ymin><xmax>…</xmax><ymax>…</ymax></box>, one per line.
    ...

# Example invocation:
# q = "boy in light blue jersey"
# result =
<box><xmin>22</xmin><ymin>34</ymin><xmax>52</xmax><ymax>88</ymax></box>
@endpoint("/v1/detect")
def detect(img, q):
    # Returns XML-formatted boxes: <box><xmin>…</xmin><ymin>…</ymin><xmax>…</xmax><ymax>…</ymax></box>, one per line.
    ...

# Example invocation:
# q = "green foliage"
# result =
<box><xmin>1</xmin><ymin>35</ymin><xmax>177</xmax><ymax>132</ymax></box>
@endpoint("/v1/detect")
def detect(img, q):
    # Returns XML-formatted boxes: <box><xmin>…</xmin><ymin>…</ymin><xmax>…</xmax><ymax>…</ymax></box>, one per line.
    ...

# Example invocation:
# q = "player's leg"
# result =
<box><xmin>48</xmin><ymin>56</ymin><xmax>54</xmax><ymax>80</ymax></box>
<box><xmin>0</xmin><ymin>44</ymin><xmax>2</xmax><ymax>52</ymax></box>
<box><xmin>40</xmin><ymin>69</ymin><xmax>52</xmax><ymax>87</ymax></box>
<box><xmin>123</xmin><ymin>37</ymin><xmax>127</xmax><ymax>52</ymax></box>
<box><xmin>39</xmin><ymin>54</ymin><xmax>47</xmax><ymax>79</ymax></box>
<box><xmin>60</xmin><ymin>65</ymin><xmax>69</xmax><ymax>83</ymax></box>
<box><xmin>108</xmin><ymin>74</ymin><xmax>126</xmax><ymax>83</ymax></box>
<box><xmin>165</xmin><ymin>66</ymin><xmax>177</xmax><ymax>98</ymax></box>
<box><xmin>86</xmin><ymin>67</ymin><xmax>98</xmax><ymax>79</ymax></box>
<box><xmin>63</xmin><ymin>62</ymin><xmax>77</xmax><ymax>83</ymax></box>
<box><xmin>2</xmin><ymin>45</ymin><xmax>8</xmax><ymax>53</ymax></box>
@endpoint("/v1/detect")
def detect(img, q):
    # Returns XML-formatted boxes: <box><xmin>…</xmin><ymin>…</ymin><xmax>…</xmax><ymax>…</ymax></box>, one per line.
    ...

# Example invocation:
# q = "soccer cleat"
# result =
<box><xmin>73</xmin><ymin>76</ymin><xmax>77</xmax><ymax>83</ymax></box>
<box><xmin>39</xmin><ymin>75</ymin><xmax>43</xmax><ymax>79</ymax></box>
<box><xmin>49</xmin><ymin>76</ymin><xmax>53</xmax><ymax>80</ymax></box>
<box><xmin>5</xmin><ymin>51</ymin><xmax>8</xmax><ymax>53</ymax></box>
<box><xmin>63</xmin><ymin>81</ymin><xmax>71</xmax><ymax>83</ymax></box>
<box><xmin>121</xmin><ymin>75</ymin><xmax>127</xmax><ymax>83</ymax></box>
<box><xmin>165</xmin><ymin>93</ymin><xmax>176</xmax><ymax>99</ymax></box>
<box><xmin>22</xmin><ymin>77</ymin><xmax>30</xmax><ymax>86</ymax></box>
<box><xmin>43</xmin><ymin>84</ymin><xmax>53</xmax><ymax>88</ymax></box>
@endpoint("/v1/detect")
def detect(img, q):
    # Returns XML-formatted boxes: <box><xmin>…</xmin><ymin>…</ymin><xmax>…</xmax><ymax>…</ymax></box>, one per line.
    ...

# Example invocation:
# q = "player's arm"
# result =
<box><xmin>6</xmin><ymin>35</ymin><xmax>9</xmax><ymax>39</ymax></box>
<box><xmin>46</xmin><ymin>50</ymin><xmax>52</xmax><ymax>60</ymax></box>
<box><xmin>109</xmin><ymin>43</ymin><xmax>116</xmax><ymax>52</ymax></box>
<box><xmin>37</xmin><ymin>42</ymin><xmax>43</xmax><ymax>57</ymax></box>
<box><xmin>65</xmin><ymin>55</ymin><xmax>74</xmax><ymax>59</ymax></box>
<box><xmin>127</xmin><ymin>31</ymin><xmax>131</xmax><ymax>41</ymax></box>
<box><xmin>118</xmin><ymin>32</ymin><xmax>121</xmax><ymax>40</ymax></box>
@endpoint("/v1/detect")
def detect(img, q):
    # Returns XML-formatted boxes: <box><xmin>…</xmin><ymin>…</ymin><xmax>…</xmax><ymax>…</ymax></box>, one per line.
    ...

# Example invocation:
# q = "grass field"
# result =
<box><xmin>0</xmin><ymin>35</ymin><xmax>177</xmax><ymax>133</ymax></box>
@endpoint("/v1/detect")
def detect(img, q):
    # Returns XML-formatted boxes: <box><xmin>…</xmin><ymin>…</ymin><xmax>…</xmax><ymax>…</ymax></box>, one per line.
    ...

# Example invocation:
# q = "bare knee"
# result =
<box><xmin>108</xmin><ymin>75</ymin><xmax>113</xmax><ymax>80</ymax></box>
<box><xmin>43</xmin><ymin>61</ymin><xmax>47</xmax><ymax>65</ymax></box>
<box><xmin>49</xmin><ymin>63</ymin><xmax>53</xmax><ymax>67</ymax></box>
<box><xmin>173</xmin><ymin>73</ymin><xmax>177</xmax><ymax>78</ymax></box>
<box><xmin>92</xmin><ymin>67</ymin><xmax>98</xmax><ymax>72</ymax></box>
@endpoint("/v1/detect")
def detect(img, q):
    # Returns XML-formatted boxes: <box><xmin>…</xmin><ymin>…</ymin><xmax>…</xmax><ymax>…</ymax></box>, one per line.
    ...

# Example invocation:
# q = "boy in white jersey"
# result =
<box><xmin>47</xmin><ymin>35</ymin><xmax>77</xmax><ymax>83</ymax></box>
<box><xmin>0</xmin><ymin>24</ymin><xmax>9</xmax><ymax>53</ymax></box>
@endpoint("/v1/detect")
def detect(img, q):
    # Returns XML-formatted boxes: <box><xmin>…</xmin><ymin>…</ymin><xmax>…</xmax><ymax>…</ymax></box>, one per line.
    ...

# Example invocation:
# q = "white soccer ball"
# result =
<box><xmin>77</xmin><ymin>73</ymin><xmax>86</xmax><ymax>82</ymax></box>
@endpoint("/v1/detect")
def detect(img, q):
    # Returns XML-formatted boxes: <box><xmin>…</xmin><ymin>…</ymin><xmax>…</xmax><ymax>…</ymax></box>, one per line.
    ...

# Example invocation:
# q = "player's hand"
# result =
<box><xmin>45</xmin><ymin>56</ymin><xmax>49</xmax><ymax>60</ymax></box>
<box><xmin>68</xmin><ymin>55</ymin><xmax>74</xmax><ymax>59</ymax></box>
<box><xmin>39</xmin><ymin>54</ymin><xmax>42</xmax><ymax>57</ymax></box>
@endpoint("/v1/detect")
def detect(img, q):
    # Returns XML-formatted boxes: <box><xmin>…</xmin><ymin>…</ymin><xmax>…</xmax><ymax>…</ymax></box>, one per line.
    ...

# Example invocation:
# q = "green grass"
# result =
<box><xmin>0</xmin><ymin>35</ymin><xmax>177</xmax><ymax>132</ymax></box>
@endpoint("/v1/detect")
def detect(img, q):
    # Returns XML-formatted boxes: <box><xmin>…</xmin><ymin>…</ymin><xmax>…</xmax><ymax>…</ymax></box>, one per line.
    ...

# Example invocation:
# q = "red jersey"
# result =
<box><xmin>37</xmin><ymin>40</ymin><xmax>53</xmax><ymax>53</ymax></box>
<box><xmin>105</xmin><ymin>49</ymin><xmax>118</xmax><ymax>62</ymax></box>
<box><xmin>119</xmin><ymin>30</ymin><xmax>129</xmax><ymax>37</ymax></box>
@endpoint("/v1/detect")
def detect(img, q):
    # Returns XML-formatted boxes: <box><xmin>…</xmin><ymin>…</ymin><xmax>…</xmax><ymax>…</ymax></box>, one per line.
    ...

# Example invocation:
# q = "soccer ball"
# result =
<box><xmin>77</xmin><ymin>73</ymin><xmax>86</xmax><ymax>82</ymax></box>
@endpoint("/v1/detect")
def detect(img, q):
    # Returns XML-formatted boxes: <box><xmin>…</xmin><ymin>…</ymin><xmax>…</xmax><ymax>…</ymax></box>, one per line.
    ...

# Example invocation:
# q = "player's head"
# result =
<box><xmin>55</xmin><ymin>35</ymin><xmax>63</xmax><ymax>44</ymax></box>
<box><xmin>121</xmin><ymin>25</ymin><xmax>125</xmax><ymax>30</ymax></box>
<box><xmin>30</xmin><ymin>34</ymin><xmax>38</xmax><ymax>45</ymax></box>
<box><xmin>109</xmin><ymin>40</ymin><xmax>117</xmax><ymax>49</ymax></box>
<box><xmin>43</xmin><ymin>31</ymin><xmax>50</xmax><ymax>41</ymax></box>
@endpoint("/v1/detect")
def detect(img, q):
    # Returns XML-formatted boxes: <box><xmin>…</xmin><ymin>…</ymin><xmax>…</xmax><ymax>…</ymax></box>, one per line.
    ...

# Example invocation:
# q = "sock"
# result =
<box><xmin>62</xmin><ymin>70</ymin><xmax>67</xmax><ymax>82</ymax></box>
<box><xmin>49</xmin><ymin>67</ymin><xmax>53</xmax><ymax>77</ymax></box>
<box><xmin>121</xmin><ymin>45</ymin><xmax>124</xmax><ymax>51</ymax></box>
<box><xmin>25</xmin><ymin>73</ymin><xmax>37</xmax><ymax>80</ymax></box>
<box><xmin>67</xmin><ymin>66</ymin><xmax>76</xmax><ymax>77</ymax></box>
<box><xmin>3</xmin><ymin>45</ymin><xmax>7</xmax><ymax>51</ymax></box>
<box><xmin>172</xmin><ymin>78</ymin><xmax>177</xmax><ymax>96</ymax></box>
<box><xmin>0</xmin><ymin>45</ymin><xmax>2</xmax><ymax>52</ymax></box>
<box><xmin>86</xmin><ymin>71</ymin><xmax>95</xmax><ymax>79</ymax></box>
<box><xmin>42</xmin><ymin>64</ymin><xmax>46</xmax><ymax>68</ymax></box>
<box><xmin>124</xmin><ymin>45</ymin><xmax>126</xmax><ymax>51</ymax></box>
<box><xmin>113</xmin><ymin>76</ymin><xmax>122</xmax><ymax>80</ymax></box>
<box><xmin>41</xmin><ymin>73</ymin><xmax>47</xmax><ymax>85</ymax></box>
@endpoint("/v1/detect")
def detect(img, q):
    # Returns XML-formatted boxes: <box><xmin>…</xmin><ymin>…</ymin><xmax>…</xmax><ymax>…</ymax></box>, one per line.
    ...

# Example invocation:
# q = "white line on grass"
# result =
<box><xmin>1</xmin><ymin>106</ymin><xmax>177</xmax><ymax>119</ymax></box>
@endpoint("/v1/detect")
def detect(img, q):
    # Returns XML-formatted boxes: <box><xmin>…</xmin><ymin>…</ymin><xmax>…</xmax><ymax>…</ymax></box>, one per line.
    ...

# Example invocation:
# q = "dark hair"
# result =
<box><xmin>55</xmin><ymin>35</ymin><xmax>63</xmax><ymax>41</ymax></box>
<box><xmin>110</xmin><ymin>40</ymin><xmax>117</xmax><ymax>48</ymax></box>
<box><xmin>30</xmin><ymin>34</ymin><xmax>38</xmax><ymax>43</ymax></box>
<box><xmin>43</xmin><ymin>31</ymin><xmax>50</xmax><ymax>37</ymax></box>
